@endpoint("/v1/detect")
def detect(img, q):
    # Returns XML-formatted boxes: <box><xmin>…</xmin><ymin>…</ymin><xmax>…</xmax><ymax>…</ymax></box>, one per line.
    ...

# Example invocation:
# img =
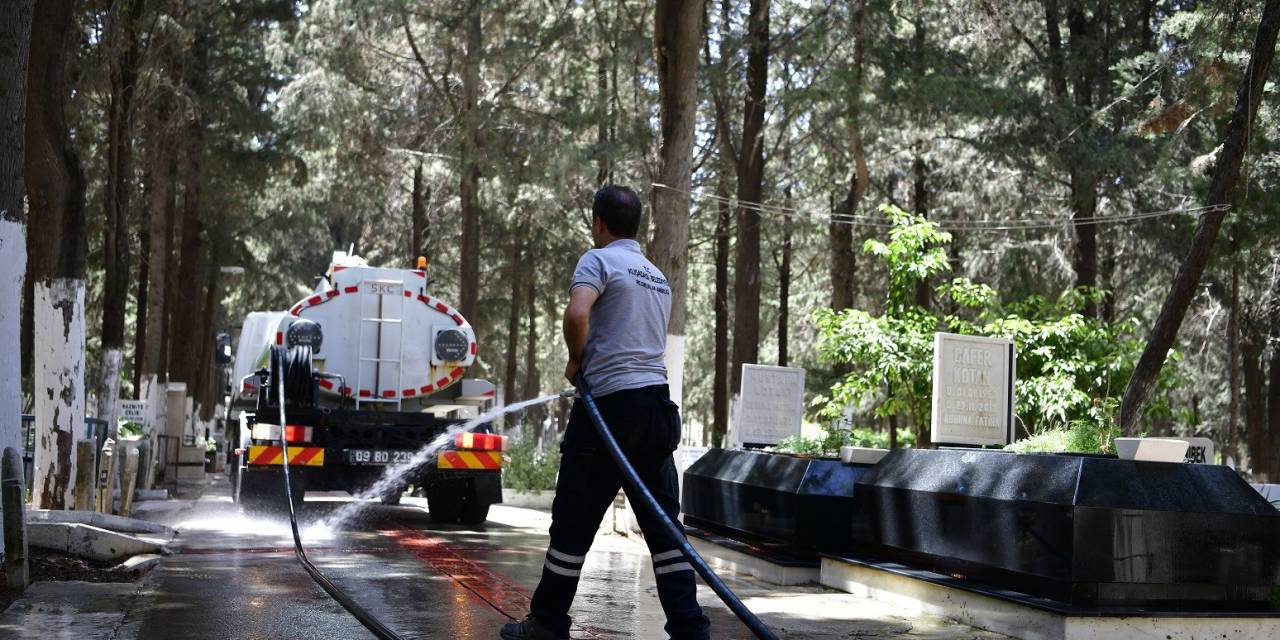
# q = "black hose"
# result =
<box><xmin>272</xmin><ymin>346</ymin><xmax>405</xmax><ymax>640</ymax></box>
<box><xmin>574</xmin><ymin>374</ymin><xmax>780</xmax><ymax>640</ymax></box>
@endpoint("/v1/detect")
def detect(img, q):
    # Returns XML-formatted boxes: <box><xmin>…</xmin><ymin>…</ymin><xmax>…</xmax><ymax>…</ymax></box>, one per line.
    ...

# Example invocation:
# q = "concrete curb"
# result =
<box><xmin>27</xmin><ymin>509</ymin><xmax>177</xmax><ymax>538</ymax></box>
<box><xmin>27</xmin><ymin>522</ymin><xmax>167</xmax><ymax>562</ymax></box>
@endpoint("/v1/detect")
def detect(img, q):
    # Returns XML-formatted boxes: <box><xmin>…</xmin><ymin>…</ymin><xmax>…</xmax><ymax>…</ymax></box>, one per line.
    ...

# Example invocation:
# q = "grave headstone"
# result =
<box><xmin>118</xmin><ymin>399</ymin><xmax>147</xmax><ymax>425</ymax></box>
<box><xmin>733</xmin><ymin>364</ymin><xmax>806</xmax><ymax>448</ymax></box>
<box><xmin>1171</xmin><ymin>437</ymin><xmax>1215</xmax><ymax>464</ymax></box>
<box><xmin>930</xmin><ymin>332</ymin><xmax>1015</xmax><ymax>447</ymax></box>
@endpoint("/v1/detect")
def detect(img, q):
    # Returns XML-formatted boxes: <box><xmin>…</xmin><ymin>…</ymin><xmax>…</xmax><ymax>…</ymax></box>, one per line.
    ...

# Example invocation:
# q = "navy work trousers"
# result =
<box><xmin>528</xmin><ymin>384</ymin><xmax>710</xmax><ymax>640</ymax></box>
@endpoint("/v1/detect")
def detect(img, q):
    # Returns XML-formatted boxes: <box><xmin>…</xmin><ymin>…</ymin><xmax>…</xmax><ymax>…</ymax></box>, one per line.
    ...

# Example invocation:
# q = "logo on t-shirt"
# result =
<box><xmin>628</xmin><ymin>267</ymin><xmax>670</xmax><ymax>295</ymax></box>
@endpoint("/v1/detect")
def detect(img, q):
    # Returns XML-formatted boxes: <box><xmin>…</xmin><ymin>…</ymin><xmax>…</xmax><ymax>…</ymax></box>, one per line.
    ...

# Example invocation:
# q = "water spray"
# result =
<box><xmin>573</xmin><ymin>374</ymin><xmax>780</xmax><ymax>640</ymax></box>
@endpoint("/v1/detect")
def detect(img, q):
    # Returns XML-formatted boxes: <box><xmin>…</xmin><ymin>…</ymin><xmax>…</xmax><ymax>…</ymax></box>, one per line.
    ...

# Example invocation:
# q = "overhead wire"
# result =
<box><xmin>652</xmin><ymin>183</ymin><xmax>1231</xmax><ymax>232</ymax></box>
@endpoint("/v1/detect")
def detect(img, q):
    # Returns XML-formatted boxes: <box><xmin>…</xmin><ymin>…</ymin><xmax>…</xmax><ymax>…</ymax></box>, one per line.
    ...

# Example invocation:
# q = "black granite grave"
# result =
<box><xmin>681</xmin><ymin>448</ymin><xmax>871</xmax><ymax>556</ymax></box>
<box><xmin>851</xmin><ymin>448</ymin><xmax>1280</xmax><ymax>608</ymax></box>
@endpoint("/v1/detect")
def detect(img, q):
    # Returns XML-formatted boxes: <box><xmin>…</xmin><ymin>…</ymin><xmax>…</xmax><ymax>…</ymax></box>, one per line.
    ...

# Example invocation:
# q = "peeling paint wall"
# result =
<box><xmin>34</xmin><ymin>278</ymin><xmax>85</xmax><ymax>510</ymax></box>
<box><xmin>138</xmin><ymin>373</ymin><xmax>165</xmax><ymax>490</ymax></box>
<box><xmin>0</xmin><ymin>217</ymin><xmax>26</xmax><ymax>554</ymax></box>
<box><xmin>97</xmin><ymin>348</ymin><xmax>122</xmax><ymax>439</ymax></box>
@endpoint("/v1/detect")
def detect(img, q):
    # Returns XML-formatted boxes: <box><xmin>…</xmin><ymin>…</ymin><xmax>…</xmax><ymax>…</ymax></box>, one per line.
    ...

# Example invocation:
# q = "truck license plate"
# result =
<box><xmin>346</xmin><ymin>449</ymin><xmax>414</xmax><ymax>465</ymax></box>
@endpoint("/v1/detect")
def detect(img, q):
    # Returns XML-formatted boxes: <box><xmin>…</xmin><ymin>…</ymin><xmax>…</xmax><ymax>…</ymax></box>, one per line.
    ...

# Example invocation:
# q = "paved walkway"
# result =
<box><xmin>0</xmin><ymin>474</ymin><xmax>1009</xmax><ymax>639</ymax></box>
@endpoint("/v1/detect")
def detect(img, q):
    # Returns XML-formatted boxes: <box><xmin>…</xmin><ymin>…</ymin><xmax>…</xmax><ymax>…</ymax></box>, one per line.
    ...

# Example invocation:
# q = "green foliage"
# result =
<box><xmin>502</xmin><ymin>429</ymin><xmax>561</xmax><ymax>495</ymax></box>
<box><xmin>770</xmin><ymin>425</ymin><xmax>914</xmax><ymax>457</ymax></box>
<box><xmin>117</xmin><ymin>421</ymin><xmax>145</xmax><ymax>439</ymax></box>
<box><xmin>816</xmin><ymin>207</ymin><xmax>1182</xmax><ymax>448</ymax></box>
<box><xmin>1005</xmin><ymin>398</ymin><xmax>1122</xmax><ymax>454</ymax></box>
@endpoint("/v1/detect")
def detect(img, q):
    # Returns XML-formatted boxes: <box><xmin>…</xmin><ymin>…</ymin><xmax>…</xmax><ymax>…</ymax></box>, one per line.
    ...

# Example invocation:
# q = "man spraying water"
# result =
<box><xmin>501</xmin><ymin>186</ymin><xmax>711</xmax><ymax>640</ymax></box>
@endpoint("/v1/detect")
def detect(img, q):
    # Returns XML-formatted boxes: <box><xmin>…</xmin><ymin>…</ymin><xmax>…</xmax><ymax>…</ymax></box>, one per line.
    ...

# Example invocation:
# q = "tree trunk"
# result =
<box><xmin>458</xmin><ymin>2</ymin><xmax>482</xmax><ymax>332</ymax></box>
<box><xmin>1267</xmin><ymin>253</ymin><xmax>1280</xmax><ymax>480</ymax></box>
<box><xmin>1227</xmin><ymin>263</ymin><xmax>1240</xmax><ymax>465</ymax></box>
<box><xmin>98</xmin><ymin>0</ymin><xmax>145</xmax><ymax>433</ymax></box>
<box><xmin>730</xmin><ymin>0</ymin><xmax>769</xmax><ymax>394</ymax></box>
<box><xmin>1070</xmin><ymin>165</ymin><xmax>1099</xmax><ymax>315</ymax></box>
<box><xmin>778</xmin><ymin>185</ymin><xmax>792</xmax><ymax>367</ymax></box>
<box><xmin>132</xmin><ymin>188</ymin><xmax>148</xmax><ymax>393</ymax></box>
<box><xmin>411</xmin><ymin>160</ymin><xmax>428</xmax><ymax>261</ymax></box>
<box><xmin>168</xmin><ymin>32</ymin><xmax>208</xmax><ymax>389</ymax></box>
<box><xmin>712</xmin><ymin>183</ymin><xmax>731</xmax><ymax>448</ymax></box>
<box><xmin>831</xmin><ymin>1</ymin><xmax>868</xmax><ymax>312</ymax></box>
<box><xmin>26</xmin><ymin>0</ymin><xmax>87</xmax><ymax>510</ymax></box>
<box><xmin>139</xmin><ymin>126</ymin><xmax>175</xmax><ymax>384</ymax></box>
<box><xmin>912</xmin><ymin>154</ymin><xmax>931</xmax><ymax>309</ymax></box>
<box><xmin>595</xmin><ymin>51</ymin><xmax>611</xmax><ymax>185</ymax></box>
<box><xmin>523</xmin><ymin>261</ymin><xmax>542</xmax><ymax>432</ymax></box>
<box><xmin>1243</xmin><ymin>332</ymin><xmax>1267</xmax><ymax>481</ymax></box>
<box><xmin>194</xmin><ymin>264</ymin><xmax>220</xmax><ymax>422</ymax></box>
<box><xmin>0</xmin><ymin>0</ymin><xmax>35</xmax><ymax>466</ymax></box>
<box><xmin>504</xmin><ymin>230</ymin><xmax>523</xmax><ymax>404</ymax></box>
<box><xmin>1119</xmin><ymin>0</ymin><xmax>1280</xmax><ymax>434</ymax></box>
<box><xmin>650</xmin><ymin>0</ymin><xmax>703</xmax><ymax>409</ymax></box>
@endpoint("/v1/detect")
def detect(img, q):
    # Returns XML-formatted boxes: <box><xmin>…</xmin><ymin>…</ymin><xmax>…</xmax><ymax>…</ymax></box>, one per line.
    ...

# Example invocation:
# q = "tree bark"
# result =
<box><xmin>912</xmin><ymin>154</ymin><xmax>931</xmax><ymax>309</ymax></box>
<box><xmin>712</xmin><ymin>182</ymin><xmax>731</xmax><ymax>448</ymax></box>
<box><xmin>650</xmin><ymin>0</ymin><xmax>703</xmax><ymax>409</ymax></box>
<box><xmin>0</xmin><ymin>0</ymin><xmax>35</xmax><ymax>465</ymax></box>
<box><xmin>504</xmin><ymin>229</ymin><xmax>523</xmax><ymax>405</ymax></box>
<box><xmin>26</xmin><ymin>0</ymin><xmax>87</xmax><ymax>510</ymax></box>
<box><xmin>168</xmin><ymin>29</ymin><xmax>208</xmax><ymax>389</ymax></box>
<box><xmin>730</xmin><ymin>0</ymin><xmax>769</xmax><ymax>394</ymax></box>
<box><xmin>1227</xmin><ymin>262</ymin><xmax>1241</xmax><ymax>465</ymax></box>
<box><xmin>778</xmin><ymin>182</ymin><xmax>792</xmax><ymax>367</ymax></box>
<box><xmin>1267</xmin><ymin>254</ymin><xmax>1280</xmax><ymax>480</ymax></box>
<box><xmin>411</xmin><ymin>160</ymin><xmax>428</xmax><ymax>261</ymax></box>
<box><xmin>523</xmin><ymin>260</ymin><xmax>542</xmax><ymax>432</ymax></box>
<box><xmin>98</xmin><ymin>0</ymin><xmax>145</xmax><ymax>432</ymax></box>
<box><xmin>1243</xmin><ymin>332</ymin><xmax>1267</xmax><ymax>480</ymax></box>
<box><xmin>1119</xmin><ymin>0</ymin><xmax>1280</xmax><ymax>434</ymax></box>
<box><xmin>458</xmin><ymin>2</ymin><xmax>482</xmax><ymax>332</ymax></box>
<box><xmin>831</xmin><ymin>1</ymin><xmax>868</xmax><ymax>312</ymax></box>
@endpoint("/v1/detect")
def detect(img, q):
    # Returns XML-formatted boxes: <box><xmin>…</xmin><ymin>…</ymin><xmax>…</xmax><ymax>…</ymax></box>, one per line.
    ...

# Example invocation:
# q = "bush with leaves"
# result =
<box><xmin>814</xmin><ymin>205</ymin><xmax>1182</xmax><ymax>452</ymax></box>
<box><xmin>502</xmin><ymin>427</ymin><xmax>561</xmax><ymax>494</ymax></box>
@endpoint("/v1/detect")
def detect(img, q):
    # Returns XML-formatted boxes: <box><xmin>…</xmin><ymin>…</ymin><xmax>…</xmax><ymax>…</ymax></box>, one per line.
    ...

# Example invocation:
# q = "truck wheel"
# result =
<box><xmin>459</xmin><ymin>497</ymin><xmax>490</xmax><ymax>525</ymax></box>
<box><xmin>427</xmin><ymin>489</ymin><xmax>462</xmax><ymax>523</ymax></box>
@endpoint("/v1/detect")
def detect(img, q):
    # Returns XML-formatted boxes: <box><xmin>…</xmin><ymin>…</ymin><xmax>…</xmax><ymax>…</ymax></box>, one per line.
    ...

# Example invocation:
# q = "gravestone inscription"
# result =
<box><xmin>734</xmin><ymin>364</ymin><xmax>806</xmax><ymax>447</ymax></box>
<box><xmin>930</xmin><ymin>333</ymin><xmax>1015</xmax><ymax>447</ymax></box>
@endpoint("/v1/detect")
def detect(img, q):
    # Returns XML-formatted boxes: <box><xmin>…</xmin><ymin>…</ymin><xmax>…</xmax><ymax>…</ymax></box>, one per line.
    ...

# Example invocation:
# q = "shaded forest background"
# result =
<box><xmin>10</xmin><ymin>0</ymin><xmax>1280</xmax><ymax>479</ymax></box>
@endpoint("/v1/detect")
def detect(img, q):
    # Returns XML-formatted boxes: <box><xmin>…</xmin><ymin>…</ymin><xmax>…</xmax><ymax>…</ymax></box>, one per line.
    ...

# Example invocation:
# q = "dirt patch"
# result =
<box><xmin>0</xmin><ymin>548</ymin><xmax>148</xmax><ymax>611</ymax></box>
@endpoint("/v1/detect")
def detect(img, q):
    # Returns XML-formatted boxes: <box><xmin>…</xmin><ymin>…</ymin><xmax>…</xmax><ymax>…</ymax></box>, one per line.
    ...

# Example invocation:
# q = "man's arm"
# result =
<box><xmin>563</xmin><ymin>285</ymin><xmax>600</xmax><ymax>386</ymax></box>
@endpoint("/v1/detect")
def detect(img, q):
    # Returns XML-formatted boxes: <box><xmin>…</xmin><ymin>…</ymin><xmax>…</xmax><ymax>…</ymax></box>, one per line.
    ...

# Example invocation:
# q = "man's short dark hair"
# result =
<box><xmin>592</xmin><ymin>185</ymin><xmax>642</xmax><ymax>238</ymax></box>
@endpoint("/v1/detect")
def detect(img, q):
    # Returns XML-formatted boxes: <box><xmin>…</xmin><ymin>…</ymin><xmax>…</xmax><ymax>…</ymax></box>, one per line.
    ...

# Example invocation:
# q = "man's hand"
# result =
<box><xmin>565</xmin><ymin>358</ymin><xmax>581</xmax><ymax>387</ymax></box>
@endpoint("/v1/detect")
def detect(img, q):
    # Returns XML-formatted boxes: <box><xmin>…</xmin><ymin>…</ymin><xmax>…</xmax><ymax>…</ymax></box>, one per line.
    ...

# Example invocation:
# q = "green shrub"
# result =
<box><xmin>815</xmin><ymin>205</ymin><xmax>1182</xmax><ymax>444</ymax></box>
<box><xmin>770</xmin><ymin>425</ymin><xmax>913</xmax><ymax>457</ymax></box>
<box><xmin>503</xmin><ymin>429</ymin><xmax>560</xmax><ymax>494</ymax></box>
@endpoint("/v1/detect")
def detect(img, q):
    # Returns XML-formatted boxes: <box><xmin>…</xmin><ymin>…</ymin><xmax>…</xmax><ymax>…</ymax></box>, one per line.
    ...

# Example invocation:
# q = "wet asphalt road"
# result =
<box><xmin>120</xmin><ymin>475</ymin><xmax>768</xmax><ymax>640</ymax></box>
<box><xmin>0</xmin><ymin>474</ymin><xmax>1008</xmax><ymax>639</ymax></box>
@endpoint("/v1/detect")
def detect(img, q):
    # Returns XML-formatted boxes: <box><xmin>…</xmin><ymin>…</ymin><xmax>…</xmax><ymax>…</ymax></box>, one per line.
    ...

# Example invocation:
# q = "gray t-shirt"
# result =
<box><xmin>570</xmin><ymin>239</ymin><xmax>671</xmax><ymax>397</ymax></box>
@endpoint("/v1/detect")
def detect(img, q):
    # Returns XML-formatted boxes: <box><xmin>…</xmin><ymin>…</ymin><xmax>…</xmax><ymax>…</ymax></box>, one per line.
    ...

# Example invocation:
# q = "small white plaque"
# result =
<box><xmin>1172</xmin><ymin>437</ymin><xmax>1215</xmax><ymax>464</ymax></box>
<box><xmin>930</xmin><ymin>333</ymin><xmax>1015</xmax><ymax>447</ymax></box>
<box><xmin>119</xmin><ymin>399</ymin><xmax>148</xmax><ymax>424</ymax></box>
<box><xmin>736</xmin><ymin>364</ymin><xmax>806</xmax><ymax>447</ymax></box>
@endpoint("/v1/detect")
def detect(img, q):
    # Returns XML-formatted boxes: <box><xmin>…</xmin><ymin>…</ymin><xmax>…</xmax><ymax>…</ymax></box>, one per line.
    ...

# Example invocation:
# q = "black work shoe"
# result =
<box><xmin>499</xmin><ymin>615</ymin><xmax>567</xmax><ymax>640</ymax></box>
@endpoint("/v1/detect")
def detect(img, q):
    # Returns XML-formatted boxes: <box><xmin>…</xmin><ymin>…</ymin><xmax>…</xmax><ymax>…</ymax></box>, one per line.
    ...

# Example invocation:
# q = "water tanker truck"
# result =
<box><xmin>229</xmin><ymin>251</ymin><xmax>504</xmax><ymax>524</ymax></box>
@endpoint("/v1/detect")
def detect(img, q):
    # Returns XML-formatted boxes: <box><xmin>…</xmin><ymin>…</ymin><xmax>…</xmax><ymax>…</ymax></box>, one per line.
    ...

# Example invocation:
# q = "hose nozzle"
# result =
<box><xmin>559</xmin><ymin>387</ymin><xmax>578</xmax><ymax>399</ymax></box>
